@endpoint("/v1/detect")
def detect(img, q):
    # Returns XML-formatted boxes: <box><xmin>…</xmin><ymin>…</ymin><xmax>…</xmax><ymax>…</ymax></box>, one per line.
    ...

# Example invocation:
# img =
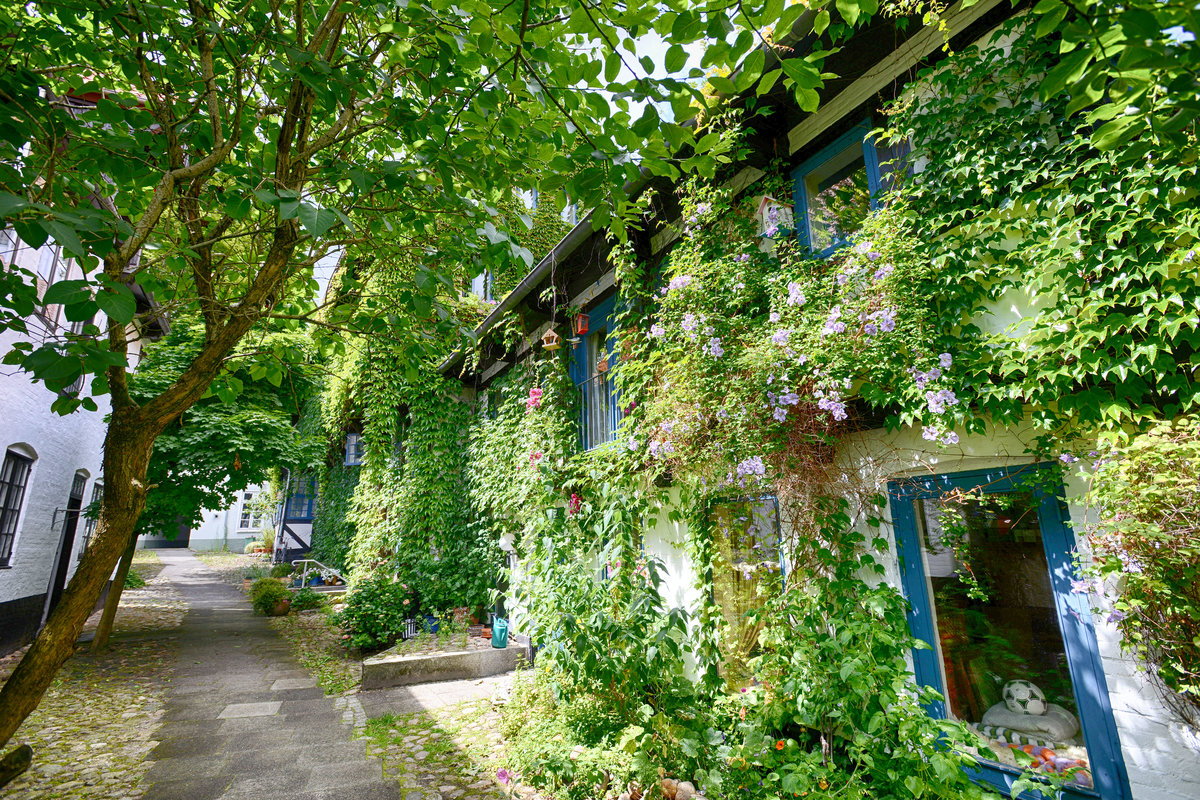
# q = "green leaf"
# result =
<box><xmin>41</xmin><ymin>279</ymin><xmax>91</xmax><ymax>306</ymax></box>
<box><xmin>95</xmin><ymin>284</ymin><xmax>137</xmax><ymax>324</ymax></box>
<box><xmin>835</xmin><ymin>0</ymin><xmax>861</xmax><ymax>27</ymax></box>
<box><xmin>298</xmin><ymin>203</ymin><xmax>338</xmax><ymax>237</ymax></box>
<box><xmin>813</xmin><ymin>9</ymin><xmax>831</xmax><ymax>35</ymax></box>
<box><xmin>665</xmin><ymin>44</ymin><xmax>688</xmax><ymax>73</ymax></box>
<box><xmin>0</xmin><ymin>193</ymin><xmax>29</xmax><ymax>219</ymax></box>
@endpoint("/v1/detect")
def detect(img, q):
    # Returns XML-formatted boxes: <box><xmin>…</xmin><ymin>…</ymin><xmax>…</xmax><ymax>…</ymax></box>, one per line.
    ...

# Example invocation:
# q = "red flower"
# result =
<box><xmin>776</xmin><ymin>740</ymin><xmax>785</xmax><ymax>750</ymax></box>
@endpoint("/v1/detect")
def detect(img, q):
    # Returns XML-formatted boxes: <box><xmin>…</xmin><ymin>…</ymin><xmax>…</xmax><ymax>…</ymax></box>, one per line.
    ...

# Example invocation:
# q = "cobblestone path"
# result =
<box><xmin>2</xmin><ymin>551</ymin><xmax>184</xmax><ymax>800</ymax></box>
<box><xmin>141</xmin><ymin>550</ymin><xmax>407</xmax><ymax>800</ymax></box>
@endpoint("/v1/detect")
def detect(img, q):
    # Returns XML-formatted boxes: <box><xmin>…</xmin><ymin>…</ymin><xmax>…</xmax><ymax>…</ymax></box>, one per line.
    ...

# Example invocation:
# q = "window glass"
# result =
<box><xmin>914</xmin><ymin>492</ymin><xmax>1093</xmax><ymax>788</ymax></box>
<box><xmin>803</xmin><ymin>145</ymin><xmax>872</xmax><ymax>253</ymax></box>
<box><xmin>0</xmin><ymin>450</ymin><xmax>33</xmax><ymax>566</ymax></box>
<box><xmin>345</xmin><ymin>432</ymin><xmax>364</xmax><ymax>466</ymax></box>
<box><xmin>581</xmin><ymin>329</ymin><xmax>613</xmax><ymax>450</ymax></box>
<box><xmin>712</xmin><ymin>497</ymin><xmax>782</xmax><ymax>687</ymax></box>
<box><xmin>239</xmin><ymin>491</ymin><xmax>264</xmax><ymax>530</ymax></box>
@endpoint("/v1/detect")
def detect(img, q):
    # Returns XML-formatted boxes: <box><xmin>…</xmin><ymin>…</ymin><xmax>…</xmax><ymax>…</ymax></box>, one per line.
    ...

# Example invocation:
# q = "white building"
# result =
<box><xmin>0</xmin><ymin>230</ymin><xmax>163</xmax><ymax>655</ymax></box>
<box><xmin>143</xmin><ymin>483</ymin><xmax>272</xmax><ymax>553</ymax></box>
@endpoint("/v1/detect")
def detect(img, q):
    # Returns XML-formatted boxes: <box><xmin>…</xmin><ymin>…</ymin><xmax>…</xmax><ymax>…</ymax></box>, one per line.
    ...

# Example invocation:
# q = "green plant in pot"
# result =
<box><xmin>249</xmin><ymin>577</ymin><xmax>291</xmax><ymax>616</ymax></box>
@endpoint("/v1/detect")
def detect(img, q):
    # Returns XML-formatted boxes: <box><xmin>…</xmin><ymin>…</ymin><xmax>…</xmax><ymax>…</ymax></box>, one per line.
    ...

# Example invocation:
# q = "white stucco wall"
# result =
<box><xmin>0</xmin><ymin>239</ymin><xmax>110</xmax><ymax>620</ymax></box>
<box><xmin>173</xmin><ymin>483</ymin><xmax>269</xmax><ymax>552</ymax></box>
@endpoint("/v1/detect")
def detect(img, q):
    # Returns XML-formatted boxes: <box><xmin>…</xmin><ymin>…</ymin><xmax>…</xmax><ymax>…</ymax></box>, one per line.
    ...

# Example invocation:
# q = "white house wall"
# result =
<box><xmin>0</xmin><ymin>239</ymin><xmax>112</xmax><ymax>654</ymax></box>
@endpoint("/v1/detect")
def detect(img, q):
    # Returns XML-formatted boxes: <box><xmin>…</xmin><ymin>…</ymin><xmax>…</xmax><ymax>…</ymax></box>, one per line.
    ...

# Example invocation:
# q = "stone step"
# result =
<box><xmin>361</xmin><ymin>645</ymin><xmax>526</xmax><ymax>690</ymax></box>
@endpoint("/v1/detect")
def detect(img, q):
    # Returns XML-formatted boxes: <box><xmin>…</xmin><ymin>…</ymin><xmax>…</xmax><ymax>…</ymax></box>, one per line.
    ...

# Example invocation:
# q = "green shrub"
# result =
<box><xmin>123</xmin><ymin>570</ymin><xmax>147</xmax><ymax>589</ymax></box>
<box><xmin>249</xmin><ymin>577</ymin><xmax>291</xmax><ymax>615</ymax></box>
<box><xmin>243</xmin><ymin>564</ymin><xmax>270</xmax><ymax>580</ymax></box>
<box><xmin>1087</xmin><ymin>416</ymin><xmax>1200</xmax><ymax>726</ymax></box>
<box><xmin>270</xmin><ymin>562</ymin><xmax>294</xmax><ymax>578</ymax></box>
<box><xmin>335</xmin><ymin>576</ymin><xmax>415</xmax><ymax>650</ymax></box>
<box><xmin>290</xmin><ymin>586</ymin><xmax>323</xmax><ymax>612</ymax></box>
<box><xmin>562</xmin><ymin>692</ymin><xmax>628</xmax><ymax>746</ymax></box>
<box><xmin>243</xmin><ymin>540</ymin><xmax>259</xmax><ymax>554</ymax></box>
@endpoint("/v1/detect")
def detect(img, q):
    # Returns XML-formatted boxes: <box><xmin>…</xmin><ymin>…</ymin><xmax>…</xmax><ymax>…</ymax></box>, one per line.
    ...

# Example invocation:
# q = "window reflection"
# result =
<box><xmin>914</xmin><ymin>493</ymin><xmax>1093</xmax><ymax>789</ymax></box>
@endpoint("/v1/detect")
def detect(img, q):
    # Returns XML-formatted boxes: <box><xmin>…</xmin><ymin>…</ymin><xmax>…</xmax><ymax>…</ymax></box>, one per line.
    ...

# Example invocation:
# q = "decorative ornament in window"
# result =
<box><xmin>754</xmin><ymin>196</ymin><xmax>794</xmax><ymax>253</ymax></box>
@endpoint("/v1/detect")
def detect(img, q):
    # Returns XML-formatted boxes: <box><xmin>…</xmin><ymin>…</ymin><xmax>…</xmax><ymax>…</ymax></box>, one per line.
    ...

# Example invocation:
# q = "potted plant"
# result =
<box><xmin>249</xmin><ymin>578</ymin><xmax>291</xmax><ymax>616</ymax></box>
<box><xmin>596</xmin><ymin>355</ymin><xmax>609</xmax><ymax>374</ymax></box>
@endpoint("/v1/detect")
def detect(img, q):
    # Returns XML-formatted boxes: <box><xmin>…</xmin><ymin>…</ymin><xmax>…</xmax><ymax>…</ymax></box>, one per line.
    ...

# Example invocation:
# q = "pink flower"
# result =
<box><xmin>529</xmin><ymin>451</ymin><xmax>542</xmax><ymax>464</ymax></box>
<box><xmin>525</xmin><ymin>387</ymin><xmax>544</xmax><ymax>412</ymax></box>
<box><xmin>497</xmin><ymin>768</ymin><xmax>512</xmax><ymax>785</ymax></box>
<box><xmin>568</xmin><ymin>493</ymin><xmax>582</xmax><ymax>515</ymax></box>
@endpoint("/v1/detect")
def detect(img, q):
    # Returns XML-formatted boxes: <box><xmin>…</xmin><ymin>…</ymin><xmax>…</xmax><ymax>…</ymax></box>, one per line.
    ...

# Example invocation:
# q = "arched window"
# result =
<box><xmin>0</xmin><ymin>447</ymin><xmax>36</xmax><ymax>567</ymax></box>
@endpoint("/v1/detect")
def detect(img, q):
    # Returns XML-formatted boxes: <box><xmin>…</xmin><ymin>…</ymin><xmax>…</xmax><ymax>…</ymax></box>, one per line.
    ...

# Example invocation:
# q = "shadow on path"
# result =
<box><xmin>143</xmin><ymin>550</ymin><xmax>403</xmax><ymax>800</ymax></box>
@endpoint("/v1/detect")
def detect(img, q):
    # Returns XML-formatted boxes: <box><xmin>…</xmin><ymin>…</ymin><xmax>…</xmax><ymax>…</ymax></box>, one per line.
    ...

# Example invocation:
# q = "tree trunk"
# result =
<box><xmin>91</xmin><ymin>537</ymin><xmax>138</xmax><ymax>653</ymax></box>
<box><xmin>0</xmin><ymin>407</ymin><xmax>156</xmax><ymax>749</ymax></box>
<box><xmin>0</xmin><ymin>743</ymin><xmax>32</xmax><ymax>789</ymax></box>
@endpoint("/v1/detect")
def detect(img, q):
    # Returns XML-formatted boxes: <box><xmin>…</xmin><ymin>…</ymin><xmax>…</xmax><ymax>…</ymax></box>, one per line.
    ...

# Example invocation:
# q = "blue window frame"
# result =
<box><xmin>792</xmin><ymin>118</ymin><xmax>881</xmax><ymax>257</ymax></box>
<box><xmin>344</xmin><ymin>432</ymin><xmax>364</xmax><ymax>466</ymax></box>
<box><xmin>569</xmin><ymin>294</ymin><xmax>622</xmax><ymax>451</ymax></box>
<box><xmin>284</xmin><ymin>473</ymin><xmax>317</xmax><ymax>521</ymax></box>
<box><xmin>888</xmin><ymin>464</ymin><xmax>1130</xmax><ymax>800</ymax></box>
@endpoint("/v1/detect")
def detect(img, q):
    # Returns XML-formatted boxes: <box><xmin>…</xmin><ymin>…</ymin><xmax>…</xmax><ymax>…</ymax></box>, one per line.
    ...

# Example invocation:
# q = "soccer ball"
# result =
<box><xmin>1003</xmin><ymin>680</ymin><xmax>1047</xmax><ymax>716</ymax></box>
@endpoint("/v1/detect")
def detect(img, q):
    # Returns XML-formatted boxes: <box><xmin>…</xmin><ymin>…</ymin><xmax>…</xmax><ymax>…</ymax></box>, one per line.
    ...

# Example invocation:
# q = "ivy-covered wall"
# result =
<box><xmin>310</xmin><ymin>17</ymin><xmax>1198</xmax><ymax>800</ymax></box>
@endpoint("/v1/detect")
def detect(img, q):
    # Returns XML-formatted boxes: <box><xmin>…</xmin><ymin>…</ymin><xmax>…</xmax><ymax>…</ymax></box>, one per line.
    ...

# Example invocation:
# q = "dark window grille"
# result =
<box><xmin>0</xmin><ymin>451</ymin><xmax>34</xmax><ymax>566</ymax></box>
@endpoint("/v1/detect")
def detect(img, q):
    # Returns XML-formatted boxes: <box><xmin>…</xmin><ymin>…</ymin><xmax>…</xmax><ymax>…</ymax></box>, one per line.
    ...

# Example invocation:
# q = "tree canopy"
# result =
<box><xmin>130</xmin><ymin>318</ymin><xmax>322</xmax><ymax>536</ymax></box>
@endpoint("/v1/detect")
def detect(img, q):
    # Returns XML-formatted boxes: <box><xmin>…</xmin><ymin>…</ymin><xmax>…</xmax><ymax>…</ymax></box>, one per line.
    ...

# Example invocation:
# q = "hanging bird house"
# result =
<box><xmin>574</xmin><ymin>314</ymin><xmax>589</xmax><ymax>335</ymax></box>
<box><xmin>541</xmin><ymin>328</ymin><xmax>562</xmax><ymax>350</ymax></box>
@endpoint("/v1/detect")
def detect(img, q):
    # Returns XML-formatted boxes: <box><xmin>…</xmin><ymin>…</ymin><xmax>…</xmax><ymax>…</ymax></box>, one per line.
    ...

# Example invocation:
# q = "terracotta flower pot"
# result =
<box><xmin>242</xmin><ymin>579</ymin><xmax>252</xmax><ymax>591</ymax></box>
<box><xmin>482</xmin><ymin>627</ymin><xmax>492</xmax><ymax>639</ymax></box>
<box><xmin>271</xmin><ymin>599</ymin><xmax>291</xmax><ymax>616</ymax></box>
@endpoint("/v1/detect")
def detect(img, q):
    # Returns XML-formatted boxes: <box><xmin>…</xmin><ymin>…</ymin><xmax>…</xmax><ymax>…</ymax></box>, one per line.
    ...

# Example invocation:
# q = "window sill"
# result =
<box><xmin>967</xmin><ymin>759</ymin><xmax>1099</xmax><ymax>800</ymax></box>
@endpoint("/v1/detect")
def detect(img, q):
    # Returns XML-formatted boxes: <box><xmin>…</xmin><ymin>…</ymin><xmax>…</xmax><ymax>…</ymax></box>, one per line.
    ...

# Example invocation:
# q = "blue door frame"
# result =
<box><xmin>888</xmin><ymin>463</ymin><xmax>1130</xmax><ymax>800</ymax></box>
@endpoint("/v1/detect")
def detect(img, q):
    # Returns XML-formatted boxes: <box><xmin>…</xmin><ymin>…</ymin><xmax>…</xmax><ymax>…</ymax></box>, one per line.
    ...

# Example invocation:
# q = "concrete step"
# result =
<box><xmin>361</xmin><ymin>642</ymin><xmax>526</xmax><ymax>690</ymax></box>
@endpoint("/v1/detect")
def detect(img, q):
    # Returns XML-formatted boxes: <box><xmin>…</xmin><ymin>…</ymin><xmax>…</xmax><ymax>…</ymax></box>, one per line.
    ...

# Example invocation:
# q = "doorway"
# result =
<box><xmin>48</xmin><ymin>472</ymin><xmax>87</xmax><ymax>614</ymax></box>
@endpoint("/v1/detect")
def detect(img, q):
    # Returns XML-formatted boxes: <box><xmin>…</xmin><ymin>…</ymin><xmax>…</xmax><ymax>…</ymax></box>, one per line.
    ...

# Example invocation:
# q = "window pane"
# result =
<box><xmin>915</xmin><ymin>493</ymin><xmax>1093</xmax><ymax>788</ymax></box>
<box><xmin>805</xmin><ymin>151</ymin><xmax>871</xmax><ymax>252</ymax></box>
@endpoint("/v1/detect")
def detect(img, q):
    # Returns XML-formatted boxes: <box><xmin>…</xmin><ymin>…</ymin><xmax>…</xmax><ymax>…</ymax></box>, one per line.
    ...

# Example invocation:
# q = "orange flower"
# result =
<box><xmin>819</xmin><ymin>779</ymin><xmax>829</xmax><ymax>790</ymax></box>
<box><xmin>776</xmin><ymin>740</ymin><xmax>785</xmax><ymax>750</ymax></box>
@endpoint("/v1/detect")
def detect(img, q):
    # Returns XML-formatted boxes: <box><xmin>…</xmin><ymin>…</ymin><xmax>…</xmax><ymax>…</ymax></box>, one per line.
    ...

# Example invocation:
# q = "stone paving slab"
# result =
<box><xmin>141</xmin><ymin>550</ymin><xmax>404</xmax><ymax>800</ymax></box>
<box><xmin>218</xmin><ymin>700</ymin><xmax>283</xmax><ymax>718</ymax></box>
